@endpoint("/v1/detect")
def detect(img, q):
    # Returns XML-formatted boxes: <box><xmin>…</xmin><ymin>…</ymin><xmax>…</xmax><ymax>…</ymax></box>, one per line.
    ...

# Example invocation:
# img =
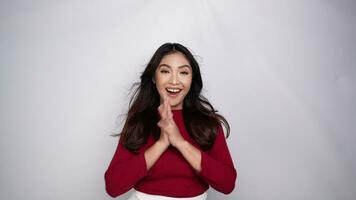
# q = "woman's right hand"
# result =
<box><xmin>157</xmin><ymin>97</ymin><xmax>170</xmax><ymax>148</ymax></box>
<box><xmin>143</xmin><ymin>99</ymin><xmax>170</xmax><ymax>171</ymax></box>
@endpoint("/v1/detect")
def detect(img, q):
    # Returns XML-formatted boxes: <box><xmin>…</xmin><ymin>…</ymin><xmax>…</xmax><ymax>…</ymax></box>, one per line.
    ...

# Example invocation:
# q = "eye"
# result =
<box><xmin>180</xmin><ymin>71</ymin><xmax>189</xmax><ymax>75</ymax></box>
<box><xmin>160</xmin><ymin>70</ymin><xmax>169</xmax><ymax>74</ymax></box>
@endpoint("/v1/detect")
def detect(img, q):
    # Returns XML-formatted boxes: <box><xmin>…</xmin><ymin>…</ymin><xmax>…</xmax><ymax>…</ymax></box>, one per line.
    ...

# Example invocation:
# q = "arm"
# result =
<box><xmin>177</xmin><ymin>125</ymin><xmax>237</xmax><ymax>194</ymax></box>
<box><xmin>104</xmin><ymin>137</ymin><xmax>168</xmax><ymax>198</ymax></box>
<box><xmin>176</xmin><ymin>140</ymin><xmax>202</xmax><ymax>173</ymax></box>
<box><xmin>145</xmin><ymin>140</ymin><xmax>169</xmax><ymax>170</ymax></box>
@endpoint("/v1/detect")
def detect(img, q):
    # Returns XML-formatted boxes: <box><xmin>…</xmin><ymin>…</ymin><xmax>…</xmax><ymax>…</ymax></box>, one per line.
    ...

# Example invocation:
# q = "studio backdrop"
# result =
<box><xmin>1</xmin><ymin>0</ymin><xmax>355</xmax><ymax>200</ymax></box>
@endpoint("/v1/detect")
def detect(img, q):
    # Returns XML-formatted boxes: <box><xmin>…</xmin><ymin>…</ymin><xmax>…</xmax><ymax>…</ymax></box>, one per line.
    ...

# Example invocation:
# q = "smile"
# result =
<box><xmin>166</xmin><ymin>88</ymin><xmax>182</xmax><ymax>97</ymax></box>
<box><xmin>166</xmin><ymin>88</ymin><xmax>181</xmax><ymax>93</ymax></box>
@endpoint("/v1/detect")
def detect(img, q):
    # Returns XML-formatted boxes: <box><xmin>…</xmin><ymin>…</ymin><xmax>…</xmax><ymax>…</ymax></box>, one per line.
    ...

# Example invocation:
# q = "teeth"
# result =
<box><xmin>167</xmin><ymin>88</ymin><xmax>181</xmax><ymax>93</ymax></box>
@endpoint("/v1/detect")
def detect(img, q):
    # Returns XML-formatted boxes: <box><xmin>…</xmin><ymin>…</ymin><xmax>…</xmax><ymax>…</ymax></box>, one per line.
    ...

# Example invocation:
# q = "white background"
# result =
<box><xmin>1</xmin><ymin>0</ymin><xmax>355</xmax><ymax>199</ymax></box>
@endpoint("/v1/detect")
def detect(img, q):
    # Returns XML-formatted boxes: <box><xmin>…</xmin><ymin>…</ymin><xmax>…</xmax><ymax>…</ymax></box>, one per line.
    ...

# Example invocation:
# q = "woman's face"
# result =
<box><xmin>154</xmin><ymin>52</ymin><xmax>193</xmax><ymax>110</ymax></box>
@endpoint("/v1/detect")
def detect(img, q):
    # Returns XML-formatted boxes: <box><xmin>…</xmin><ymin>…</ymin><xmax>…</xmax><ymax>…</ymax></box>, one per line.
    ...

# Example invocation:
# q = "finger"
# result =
<box><xmin>159</xmin><ymin>100</ymin><xmax>167</xmax><ymax>119</ymax></box>
<box><xmin>163</xmin><ymin>101</ymin><xmax>168</xmax><ymax>119</ymax></box>
<box><xmin>163</xmin><ymin>96</ymin><xmax>168</xmax><ymax>118</ymax></box>
<box><xmin>157</xmin><ymin>121</ymin><xmax>162</xmax><ymax>128</ymax></box>
<box><xmin>166</xmin><ymin>98</ymin><xmax>173</xmax><ymax>119</ymax></box>
<box><xmin>157</xmin><ymin>105</ymin><xmax>164</xmax><ymax>118</ymax></box>
<box><xmin>166</xmin><ymin>100</ymin><xmax>172</xmax><ymax>119</ymax></box>
<box><xmin>158</xmin><ymin>104</ymin><xmax>163</xmax><ymax>113</ymax></box>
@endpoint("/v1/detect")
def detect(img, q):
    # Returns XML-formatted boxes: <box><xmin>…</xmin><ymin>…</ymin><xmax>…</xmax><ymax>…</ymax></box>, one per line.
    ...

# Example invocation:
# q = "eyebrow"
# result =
<box><xmin>158</xmin><ymin>64</ymin><xmax>191</xmax><ymax>69</ymax></box>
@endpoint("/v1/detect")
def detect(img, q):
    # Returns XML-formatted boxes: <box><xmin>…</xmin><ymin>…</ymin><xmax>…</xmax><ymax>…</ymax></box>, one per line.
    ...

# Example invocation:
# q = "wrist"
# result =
<box><xmin>156</xmin><ymin>140</ymin><xmax>169</xmax><ymax>150</ymax></box>
<box><xmin>176</xmin><ymin>139</ymin><xmax>188</xmax><ymax>150</ymax></box>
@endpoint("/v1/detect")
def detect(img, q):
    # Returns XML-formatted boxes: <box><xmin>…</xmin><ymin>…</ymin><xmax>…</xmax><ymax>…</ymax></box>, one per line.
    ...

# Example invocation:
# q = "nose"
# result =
<box><xmin>170</xmin><ymin>72</ymin><xmax>179</xmax><ymax>84</ymax></box>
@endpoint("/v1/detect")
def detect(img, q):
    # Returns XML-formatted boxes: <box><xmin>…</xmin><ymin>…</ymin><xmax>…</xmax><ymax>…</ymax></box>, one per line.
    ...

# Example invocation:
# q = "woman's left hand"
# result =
<box><xmin>157</xmin><ymin>96</ymin><xmax>186</xmax><ymax>148</ymax></box>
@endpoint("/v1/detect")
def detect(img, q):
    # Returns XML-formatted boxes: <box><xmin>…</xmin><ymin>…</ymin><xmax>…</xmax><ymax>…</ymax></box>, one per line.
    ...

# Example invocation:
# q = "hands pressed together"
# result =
<box><xmin>156</xmin><ymin>95</ymin><xmax>186</xmax><ymax>149</ymax></box>
<box><xmin>144</xmin><ymin>95</ymin><xmax>202</xmax><ymax>172</ymax></box>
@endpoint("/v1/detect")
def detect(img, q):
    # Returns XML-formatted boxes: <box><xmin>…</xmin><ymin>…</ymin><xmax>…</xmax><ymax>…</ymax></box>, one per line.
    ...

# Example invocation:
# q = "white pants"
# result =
<box><xmin>127</xmin><ymin>190</ymin><xmax>207</xmax><ymax>200</ymax></box>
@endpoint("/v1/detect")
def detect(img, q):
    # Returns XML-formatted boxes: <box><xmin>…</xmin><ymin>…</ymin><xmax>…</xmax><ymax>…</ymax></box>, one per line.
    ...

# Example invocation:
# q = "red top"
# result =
<box><xmin>104</xmin><ymin>109</ymin><xmax>237</xmax><ymax>198</ymax></box>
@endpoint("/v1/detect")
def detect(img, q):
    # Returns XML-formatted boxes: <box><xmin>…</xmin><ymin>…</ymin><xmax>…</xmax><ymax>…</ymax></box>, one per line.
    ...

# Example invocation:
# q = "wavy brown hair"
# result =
<box><xmin>116</xmin><ymin>42</ymin><xmax>230</xmax><ymax>153</ymax></box>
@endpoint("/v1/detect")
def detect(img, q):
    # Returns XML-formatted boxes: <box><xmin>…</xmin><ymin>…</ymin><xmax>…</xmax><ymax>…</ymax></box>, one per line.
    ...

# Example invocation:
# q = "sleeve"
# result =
<box><xmin>197</xmin><ymin>124</ymin><xmax>237</xmax><ymax>194</ymax></box>
<box><xmin>104</xmin><ymin>137</ymin><xmax>151</xmax><ymax>198</ymax></box>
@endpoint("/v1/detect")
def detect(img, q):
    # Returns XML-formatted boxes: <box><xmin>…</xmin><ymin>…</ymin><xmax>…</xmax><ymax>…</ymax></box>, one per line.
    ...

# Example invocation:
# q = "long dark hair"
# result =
<box><xmin>116</xmin><ymin>42</ymin><xmax>230</xmax><ymax>153</ymax></box>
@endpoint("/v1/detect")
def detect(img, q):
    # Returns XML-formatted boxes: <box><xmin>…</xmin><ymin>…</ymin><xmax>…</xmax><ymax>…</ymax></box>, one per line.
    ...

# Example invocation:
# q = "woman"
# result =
<box><xmin>104</xmin><ymin>43</ymin><xmax>237</xmax><ymax>200</ymax></box>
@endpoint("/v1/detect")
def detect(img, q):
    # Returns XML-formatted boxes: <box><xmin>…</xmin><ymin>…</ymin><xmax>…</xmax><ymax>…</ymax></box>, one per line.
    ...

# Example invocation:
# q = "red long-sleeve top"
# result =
<box><xmin>104</xmin><ymin>109</ymin><xmax>237</xmax><ymax>198</ymax></box>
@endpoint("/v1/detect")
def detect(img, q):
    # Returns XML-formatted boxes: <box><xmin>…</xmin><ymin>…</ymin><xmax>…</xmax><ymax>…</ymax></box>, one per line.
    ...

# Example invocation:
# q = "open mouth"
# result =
<box><xmin>166</xmin><ymin>88</ymin><xmax>182</xmax><ymax>97</ymax></box>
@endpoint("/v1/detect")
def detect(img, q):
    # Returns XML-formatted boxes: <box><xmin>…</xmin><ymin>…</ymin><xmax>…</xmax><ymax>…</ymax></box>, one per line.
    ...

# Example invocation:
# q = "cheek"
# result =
<box><xmin>155</xmin><ymin>72</ymin><xmax>170</xmax><ymax>83</ymax></box>
<box><xmin>182</xmin><ymin>77</ymin><xmax>193</xmax><ymax>90</ymax></box>
<box><xmin>155</xmin><ymin>81</ymin><xmax>167</xmax><ymax>95</ymax></box>
<box><xmin>155</xmin><ymin>75</ymin><xmax>166</xmax><ymax>88</ymax></box>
